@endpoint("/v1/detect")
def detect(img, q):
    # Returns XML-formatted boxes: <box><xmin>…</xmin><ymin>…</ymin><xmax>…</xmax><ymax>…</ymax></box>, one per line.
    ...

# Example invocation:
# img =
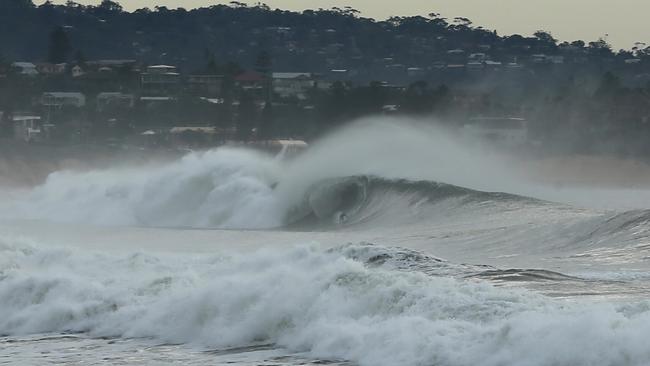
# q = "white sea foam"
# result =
<box><xmin>2</xmin><ymin>148</ymin><xmax>283</xmax><ymax>229</ymax></box>
<box><xmin>2</xmin><ymin>239</ymin><xmax>650</xmax><ymax>366</ymax></box>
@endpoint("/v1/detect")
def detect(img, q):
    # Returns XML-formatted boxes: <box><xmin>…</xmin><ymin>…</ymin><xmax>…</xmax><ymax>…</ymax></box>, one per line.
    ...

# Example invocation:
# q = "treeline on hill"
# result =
<box><xmin>0</xmin><ymin>0</ymin><xmax>650</xmax><ymax>157</ymax></box>
<box><xmin>3</xmin><ymin>0</ymin><xmax>647</xmax><ymax>72</ymax></box>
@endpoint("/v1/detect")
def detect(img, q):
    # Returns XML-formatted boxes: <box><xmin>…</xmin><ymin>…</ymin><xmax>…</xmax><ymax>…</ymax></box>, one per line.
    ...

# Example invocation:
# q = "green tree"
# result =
<box><xmin>401</xmin><ymin>81</ymin><xmax>433</xmax><ymax>115</ymax></box>
<box><xmin>255</xmin><ymin>50</ymin><xmax>273</xmax><ymax>102</ymax></box>
<box><xmin>205</xmin><ymin>52</ymin><xmax>219</xmax><ymax>75</ymax></box>
<box><xmin>254</xmin><ymin>50</ymin><xmax>272</xmax><ymax>74</ymax></box>
<box><xmin>588</xmin><ymin>38</ymin><xmax>613</xmax><ymax>57</ymax></box>
<box><xmin>0</xmin><ymin>53</ymin><xmax>11</xmax><ymax>138</ymax></box>
<box><xmin>258</xmin><ymin>101</ymin><xmax>274</xmax><ymax>140</ymax></box>
<box><xmin>99</xmin><ymin>0</ymin><xmax>122</xmax><ymax>12</ymax></box>
<box><xmin>0</xmin><ymin>0</ymin><xmax>34</xmax><ymax>11</ymax></box>
<box><xmin>595</xmin><ymin>72</ymin><xmax>621</xmax><ymax>98</ymax></box>
<box><xmin>73</xmin><ymin>50</ymin><xmax>86</xmax><ymax>67</ymax></box>
<box><xmin>236</xmin><ymin>92</ymin><xmax>257</xmax><ymax>140</ymax></box>
<box><xmin>534</xmin><ymin>30</ymin><xmax>557</xmax><ymax>45</ymax></box>
<box><xmin>48</xmin><ymin>26</ymin><xmax>71</xmax><ymax>63</ymax></box>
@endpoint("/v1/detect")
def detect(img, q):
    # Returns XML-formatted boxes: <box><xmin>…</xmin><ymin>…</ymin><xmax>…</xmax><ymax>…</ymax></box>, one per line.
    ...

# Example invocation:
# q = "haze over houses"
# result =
<box><xmin>41</xmin><ymin>92</ymin><xmax>86</xmax><ymax>108</ymax></box>
<box><xmin>272</xmin><ymin>73</ymin><xmax>320</xmax><ymax>99</ymax></box>
<box><xmin>1</xmin><ymin>2</ymin><xmax>650</xmax><ymax>156</ymax></box>
<box><xmin>11</xmin><ymin>62</ymin><xmax>38</xmax><ymax>76</ymax></box>
<box><xmin>1</xmin><ymin>44</ymin><xmax>649</xmax><ymax>154</ymax></box>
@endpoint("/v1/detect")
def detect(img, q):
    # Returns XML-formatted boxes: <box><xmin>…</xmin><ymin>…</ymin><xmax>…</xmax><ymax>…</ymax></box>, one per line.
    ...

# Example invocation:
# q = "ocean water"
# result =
<box><xmin>3</xmin><ymin>120</ymin><xmax>650</xmax><ymax>365</ymax></box>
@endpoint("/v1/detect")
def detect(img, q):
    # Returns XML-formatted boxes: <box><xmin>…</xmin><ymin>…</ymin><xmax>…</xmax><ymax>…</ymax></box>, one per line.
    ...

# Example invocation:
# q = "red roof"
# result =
<box><xmin>235</xmin><ymin>70</ymin><xmax>265</xmax><ymax>82</ymax></box>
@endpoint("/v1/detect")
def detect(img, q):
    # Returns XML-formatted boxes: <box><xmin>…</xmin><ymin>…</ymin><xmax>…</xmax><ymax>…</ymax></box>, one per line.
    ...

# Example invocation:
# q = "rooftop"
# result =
<box><xmin>273</xmin><ymin>72</ymin><xmax>312</xmax><ymax>79</ymax></box>
<box><xmin>42</xmin><ymin>92</ymin><xmax>85</xmax><ymax>98</ymax></box>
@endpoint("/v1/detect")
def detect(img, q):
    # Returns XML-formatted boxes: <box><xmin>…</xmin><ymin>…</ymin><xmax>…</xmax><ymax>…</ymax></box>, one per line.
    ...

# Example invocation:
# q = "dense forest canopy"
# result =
<box><xmin>1</xmin><ymin>0</ymin><xmax>648</xmax><ymax>73</ymax></box>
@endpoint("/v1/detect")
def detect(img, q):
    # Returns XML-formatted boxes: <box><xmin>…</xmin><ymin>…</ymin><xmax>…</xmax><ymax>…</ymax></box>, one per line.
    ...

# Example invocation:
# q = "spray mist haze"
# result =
<box><xmin>3</xmin><ymin>117</ymin><xmax>650</xmax><ymax>231</ymax></box>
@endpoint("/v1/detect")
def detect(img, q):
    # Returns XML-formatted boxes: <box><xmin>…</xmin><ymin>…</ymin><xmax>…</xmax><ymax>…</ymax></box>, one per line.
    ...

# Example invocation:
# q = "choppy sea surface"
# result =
<box><xmin>4</xmin><ymin>121</ymin><xmax>650</xmax><ymax>365</ymax></box>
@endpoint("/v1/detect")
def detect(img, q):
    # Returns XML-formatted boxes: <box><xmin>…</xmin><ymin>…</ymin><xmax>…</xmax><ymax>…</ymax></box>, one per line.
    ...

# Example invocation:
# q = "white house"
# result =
<box><xmin>141</xmin><ymin>65</ymin><xmax>181</xmax><ymax>94</ymax></box>
<box><xmin>11</xmin><ymin>62</ymin><xmax>38</xmax><ymax>76</ymax></box>
<box><xmin>41</xmin><ymin>92</ymin><xmax>86</xmax><ymax>108</ymax></box>
<box><xmin>407</xmin><ymin>67</ymin><xmax>426</xmax><ymax>78</ymax></box>
<box><xmin>71</xmin><ymin>65</ymin><xmax>85</xmax><ymax>78</ymax></box>
<box><xmin>146</xmin><ymin>65</ymin><xmax>178</xmax><ymax>74</ymax></box>
<box><xmin>97</xmin><ymin>92</ymin><xmax>135</xmax><ymax>111</ymax></box>
<box><xmin>468</xmin><ymin>53</ymin><xmax>487</xmax><ymax>62</ymax></box>
<box><xmin>272</xmin><ymin>72</ymin><xmax>316</xmax><ymax>99</ymax></box>
<box><xmin>36</xmin><ymin>63</ymin><xmax>67</xmax><ymax>75</ymax></box>
<box><xmin>12</xmin><ymin>115</ymin><xmax>42</xmax><ymax>142</ymax></box>
<box><xmin>463</xmin><ymin>117</ymin><xmax>528</xmax><ymax>147</ymax></box>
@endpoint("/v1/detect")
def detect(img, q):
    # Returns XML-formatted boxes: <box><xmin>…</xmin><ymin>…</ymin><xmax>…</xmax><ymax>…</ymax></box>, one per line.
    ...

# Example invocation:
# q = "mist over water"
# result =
<box><xmin>3</xmin><ymin>118</ymin><xmax>650</xmax><ymax>365</ymax></box>
<box><xmin>4</xmin><ymin>117</ymin><xmax>650</xmax><ymax>229</ymax></box>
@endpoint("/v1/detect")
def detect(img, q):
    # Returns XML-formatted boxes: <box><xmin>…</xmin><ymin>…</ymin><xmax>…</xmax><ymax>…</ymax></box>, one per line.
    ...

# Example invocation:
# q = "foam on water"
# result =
<box><xmin>2</xmin><ymin>148</ymin><xmax>284</xmax><ymax>229</ymax></box>
<box><xmin>2</xmin><ymin>239</ymin><xmax>650</xmax><ymax>366</ymax></box>
<box><xmin>4</xmin><ymin>119</ymin><xmax>650</xmax><ymax>365</ymax></box>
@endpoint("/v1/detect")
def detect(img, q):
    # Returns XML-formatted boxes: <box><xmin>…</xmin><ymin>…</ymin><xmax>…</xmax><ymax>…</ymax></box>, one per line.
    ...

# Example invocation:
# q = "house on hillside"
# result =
<box><xmin>11</xmin><ymin>62</ymin><xmax>38</xmax><ymax>76</ymax></box>
<box><xmin>36</xmin><ymin>63</ymin><xmax>67</xmax><ymax>75</ymax></box>
<box><xmin>12</xmin><ymin>115</ymin><xmax>48</xmax><ymax>142</ymax></box>
<box><xmin>168</xmin><ymin>126</ymin><xmax>224</xmax><ymax>147</ymax></box>
<box><xmin>187</xmin><ymin>74</ymin><xmax>223</xmax><ymax>97</ymax></box>
<box><xmin>71</xmin><ymin>65</ymin><xmax>85</xmax><ymax>78</ymax></box>
<box><xmin>272</xmin><ymin>72</ymin><xmax>315</xmax><ymax>99</ymax></box>
<box><xmin>235</xmin><ymin>70</ymin><xmax>265</xmax><ymax>91</ymax></box>
<box><xmin>41</xmin><ymin>92</ymin><xmax>86</xmax><ymax>108</ymax></box>
<box><xmin>484</xmin><ymin>60</ymin><xmax>503</xmax><ymax>71</ymax></box>
<box><xmin>446</xmin><ymin>49</ymin><xmax>466</xmax><ymax>64</ymax></box>
<box><xmin>468</xmin><ymin>53</ymin><xmax>487</xmax><ymax>63</ymax></box>
<box><xmin>88</xmin><ymin>59</ymin><xmax>137</xmax><ymax>70</ymax></box>
<box><xmin>139</xmin><ymin>96</ymin><xmax>176</xmax><ymax>105</ymax></box>
<box><xmin>467</xmin><ymin>61</ymin><xmax>484</xmax><ymax>72</ymax></box>
<box><xmin>141</xmin><ymin>65</ymin><xmax>181</xmax><ymax>95</ymax></box>
<box><xmin>97</xmin><ymin>92</ymin><xmax>135</xmax><ymax>111</ymax></box>
<box><xmin>407</xmin><ymin>67</ymin><xmax>426</xmax><ymax>78</ymax></box>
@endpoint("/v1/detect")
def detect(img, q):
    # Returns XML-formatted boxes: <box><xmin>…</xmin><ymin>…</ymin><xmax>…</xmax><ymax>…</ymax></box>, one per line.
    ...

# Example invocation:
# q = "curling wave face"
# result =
<box><xmin>3</xmin><ymin>141</ymin><xmax>650</xmax><ymax>259</ymax></box>
<box><xmin>4</xmin><ymin>119</ymin><xmax>650</xmax><ymax>232</ymax></box>
<box><xmin>0</xmin><ymin>145</ymin><xmax>513</xmax><ymax>230</ymax></box>
<box><xmin>0</xmin><ymin>119</ymin><xmax>527</xmax><ymax>229</ymax></box>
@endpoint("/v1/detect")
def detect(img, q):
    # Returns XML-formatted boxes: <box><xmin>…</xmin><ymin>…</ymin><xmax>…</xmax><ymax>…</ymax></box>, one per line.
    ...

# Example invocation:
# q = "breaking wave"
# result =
<box><xmin>4</xmin><ymin>120</ymin><xmax>650</xmax><ymax>365</ymax></box>
<box><xmin>2</xmin><ymin>144</ymin><xmax>650</xmax><ymax>254</ymax></box>
<box><xmin>2</xmin><ymin>239</ymin><xmax>650</xmax><ymax>366</ymax></box>
<box><xmin>0</xmin><ymin>144</ymin><xmax>537</xmax><ymax>230</ymax></box>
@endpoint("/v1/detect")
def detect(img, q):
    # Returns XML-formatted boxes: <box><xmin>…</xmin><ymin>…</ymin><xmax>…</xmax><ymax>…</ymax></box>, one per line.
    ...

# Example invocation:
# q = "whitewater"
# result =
<box><xmin>3</xmin><ymin>119</ymin><xmax>650</xmax><ymax>365</ymax></box>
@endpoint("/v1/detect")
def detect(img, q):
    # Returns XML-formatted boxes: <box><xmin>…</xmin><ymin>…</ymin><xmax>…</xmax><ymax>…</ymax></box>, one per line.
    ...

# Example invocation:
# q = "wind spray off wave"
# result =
<box><xmin>4</xmin><ymin>119</ymin><xmax>650</xmax><ymax>234</ymax></box>
<box><xmin>0</xmin><ymin>119</ymin><xmax>537</xmax><ymax>229</ymax></box>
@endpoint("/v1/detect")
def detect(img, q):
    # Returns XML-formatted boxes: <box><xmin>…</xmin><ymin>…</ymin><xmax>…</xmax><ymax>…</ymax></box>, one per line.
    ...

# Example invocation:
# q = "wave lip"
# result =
<box><xmin>0</xmin><ymin>145</ymin><xmax>544</xmax><ymax>231</ymax></box>
<box><xmin>286</xmin><ymin>175</ymin><xmax>541</xmax><ymax>230</ymax></box>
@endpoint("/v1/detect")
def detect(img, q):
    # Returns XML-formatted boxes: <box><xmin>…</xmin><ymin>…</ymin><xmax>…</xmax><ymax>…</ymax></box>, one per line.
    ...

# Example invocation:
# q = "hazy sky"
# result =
<box><xmin>45</xmin><ymin>0</ymin><xmax>649</xmax><ymax>49</ymax></box>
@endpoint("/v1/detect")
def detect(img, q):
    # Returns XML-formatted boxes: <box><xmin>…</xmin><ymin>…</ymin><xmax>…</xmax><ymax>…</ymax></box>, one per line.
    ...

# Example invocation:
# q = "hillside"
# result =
<box><xmin>2</xmin><ymin>0</ymin><xmax>647</xmax><ymax>79</ymax></box>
